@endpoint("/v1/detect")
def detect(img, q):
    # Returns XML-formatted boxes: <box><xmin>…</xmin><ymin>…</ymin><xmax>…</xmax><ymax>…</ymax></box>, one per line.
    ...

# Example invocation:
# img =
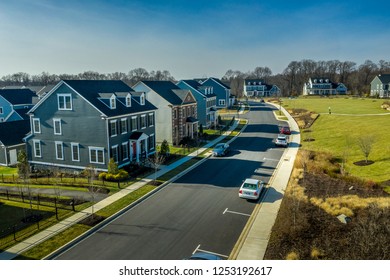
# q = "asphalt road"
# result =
<box><xmin>55</xmin><ymin>101</ymin><xmax>287</xmax><ymax>260</ymax></box>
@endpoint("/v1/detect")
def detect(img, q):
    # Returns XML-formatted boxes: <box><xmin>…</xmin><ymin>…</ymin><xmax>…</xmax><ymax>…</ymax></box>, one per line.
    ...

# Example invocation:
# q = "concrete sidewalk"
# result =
<box><xmin>230</xmin><ymin>104</ymin><xmax>300</xmax><ymax>260</ymax></box>
<box><xmin>0</xmin><ymin>119</ymin><xmax>241</xmax><ymax>260</ymax></box>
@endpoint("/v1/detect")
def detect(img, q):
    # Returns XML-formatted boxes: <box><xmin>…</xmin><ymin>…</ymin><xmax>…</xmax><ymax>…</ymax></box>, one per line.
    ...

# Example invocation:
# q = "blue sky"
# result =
<box><xmin>0</xmin><ymin>0</ymin><xmax>389</xmax><ymax>79</ymax></box>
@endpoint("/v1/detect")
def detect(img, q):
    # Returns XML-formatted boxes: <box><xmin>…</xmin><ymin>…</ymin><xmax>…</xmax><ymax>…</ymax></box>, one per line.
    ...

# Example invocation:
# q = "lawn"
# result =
<box><xmin>282</xmin><ymin>96</ymin><xmax>390</xmax><ymax>183</ymax></box>
<box><xmin>0</xmin><ymin>166</ymin><xmax>18</xmax><ymax>175</ymax></box>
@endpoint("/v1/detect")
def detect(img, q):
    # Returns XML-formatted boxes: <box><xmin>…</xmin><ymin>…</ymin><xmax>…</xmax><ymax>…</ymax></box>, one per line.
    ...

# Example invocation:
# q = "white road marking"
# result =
<box><xmin>193</xmin><ymin>244</ymin><xmax>229</xmax><ymax>258</ymax></box>
<box><xmin>223</xmin><ymin>208</ymin><xmax>251</xmax><ymax>217</ymax></box>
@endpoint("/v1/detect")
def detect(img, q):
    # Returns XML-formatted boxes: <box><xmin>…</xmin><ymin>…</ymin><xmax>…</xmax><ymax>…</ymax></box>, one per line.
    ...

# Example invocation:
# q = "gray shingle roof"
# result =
<box><xmin>141</xmin><ymin>81</ymin><xmax>194</xmax><ymax>105</ymax></box>
<box><xmin>0</xmin><ymin>120</ymin><xmax>30</xmax><ymax>146</ymax></box>
<box><xmin>0</xmin><ymin>89</ymin><xmax>36</xmax><ymax>105</ymax></box>
<box><xmin>62</xmin><ymin>80</ymin><xmax>156</xmax><ymax>117</ymax></box>
<box><xmin>377</xmin><ymin>74</ymin><xmax>390</xmax><ymax>84</ymax></box>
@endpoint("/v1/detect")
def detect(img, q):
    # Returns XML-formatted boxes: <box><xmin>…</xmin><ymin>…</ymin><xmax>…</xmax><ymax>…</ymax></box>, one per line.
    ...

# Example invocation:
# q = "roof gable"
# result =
<box><xmin>140</xmin><ymin>81</ymin><xmax>186</xmax><ymax>105</ymax></box>
<box><xmin>0</xmin><ymin>120</ymin><xmax>30</xmax><ymax>146</ymax></box>
<box><xmin>377</xmin><ymin>74</ymin><xmax>390</xmax><ymax>84</ymax></box>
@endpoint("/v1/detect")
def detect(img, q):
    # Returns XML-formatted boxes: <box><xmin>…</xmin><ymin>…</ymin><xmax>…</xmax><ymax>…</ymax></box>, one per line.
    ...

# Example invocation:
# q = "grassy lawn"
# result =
<box><xmin>282</xmin><ymin>96</ymin><xmax>390</xmax><ymax>183</ymax></box>
<box><xmin>0</xmin><ymin>166</ymin><xmax>18</xmax><ymax>175</ymax></box>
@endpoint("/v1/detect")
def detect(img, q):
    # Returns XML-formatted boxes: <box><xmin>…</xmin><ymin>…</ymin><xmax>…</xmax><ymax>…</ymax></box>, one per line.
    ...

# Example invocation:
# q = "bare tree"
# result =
<box><xmin>357</xmin><ymin>136</ymin><xmax>375</xmax><ymax>163</ymax></box>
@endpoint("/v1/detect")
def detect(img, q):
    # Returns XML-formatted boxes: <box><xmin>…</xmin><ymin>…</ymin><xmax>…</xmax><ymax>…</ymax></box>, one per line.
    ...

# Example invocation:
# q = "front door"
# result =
<box><xmin>9</xmin><ymin>149</ymin><xmax>17</xmax><ymax>165</ymax></box>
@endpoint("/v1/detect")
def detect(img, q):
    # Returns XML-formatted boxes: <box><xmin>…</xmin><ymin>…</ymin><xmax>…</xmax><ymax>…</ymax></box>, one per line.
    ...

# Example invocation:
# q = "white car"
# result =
<box><xmin>275</xmin><ymin>134</ymin><xmax>288</xmax><ymax>147</ymax></box>
<box><xmin>239</xmin><ymin>178</ymin><xmax>264</xmax><ymax>200</ymax></box>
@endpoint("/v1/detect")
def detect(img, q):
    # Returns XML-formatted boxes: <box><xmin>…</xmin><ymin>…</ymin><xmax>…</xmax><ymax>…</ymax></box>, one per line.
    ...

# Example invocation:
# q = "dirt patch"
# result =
<box><xmin>287</xmin><ymin>108</ymin><xmax>319</xmax><ymax>129</ymax></box>
<box><xmin>353</xmin><ymin>160</ymin><xmax>374</xmax><ymax>166</ymax></box>
<box><xmin>77</xmin><ymin>214</ymin><xmax>105</xmax><ymax>227</ymax></box>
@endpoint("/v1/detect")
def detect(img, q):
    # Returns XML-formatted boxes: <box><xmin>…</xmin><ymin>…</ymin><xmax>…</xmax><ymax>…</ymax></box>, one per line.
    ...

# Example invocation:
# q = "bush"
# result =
<box><xmin>114</xmin><ymin>170</ymin><xmax>129</xmax><ymax>181</ymax></box>
<box><xmin>98</xmin><ymin>172</ymin><xmax>107</xmax><ymax>181</ymax></box>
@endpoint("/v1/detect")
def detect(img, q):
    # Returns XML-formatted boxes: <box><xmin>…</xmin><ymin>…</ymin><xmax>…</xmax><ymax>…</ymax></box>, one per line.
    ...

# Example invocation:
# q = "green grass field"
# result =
<box><xmin>282</xmin><ymin>96</ymin><xmax>390</xmax><ymax>183</ymax></box>
<box><xmin>0</xmin><ymin>166</ymin><xmax>18</xmax><ymax>175</ymax></box>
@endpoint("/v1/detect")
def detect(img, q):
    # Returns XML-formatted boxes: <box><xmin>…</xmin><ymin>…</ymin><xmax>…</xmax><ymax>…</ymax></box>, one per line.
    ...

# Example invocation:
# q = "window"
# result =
<box><xmin>33</xmin><ymin>118</ymin><xmax>41</xmax><ymax>133</ymax></box>
<box><xmin>140</xmin><ymin>93</ymin><xmax>145</xmax><ymax>105</ymax></box>
<box><xmin>131</xmin><ymin>116</ymin><xmax>137</xmax><ymax>131</ymax></box>
<box><xmin>111</xmin><ymin>145</ymin><xmax>118</xmax><ymax>162</ymax></box>
<box><xmin>126</xmin><ymin>94</ymin><xmax>131</xmax><ymax>107</ymax></box>
<box><xmin>58</xmin><ymin>94</ymin><xmax>72</xmax><ymax>110</ymax></box>
<box><xmin>149</xmin><ymin>134</ymin><xmax>155</xmax><ymax>150</ymax></box>
<box><xmin>141</xmin><ymin>115</ymin><xmax>146</xmax><ymax>129</ymax></box>
<box><xmin>0</xmin><ymin>107</ymin><xmax>3</xmax><ymax>114</ymax></box>
<box><xmin>89</xmin><ymin>147</ymin><xmax>105</xmax><ymax>164</ymax></box>
<box><xmin>148</xmin><ymin>113</ymin><xmax>154</xmax><ymax>127</ymax></box>
<box><xmin>219</xmin><ymin>99</ymin><xmax>226</xmax><ymax>106</ymax></box>
<box><xmin>33</xmin><ymin>140</ymin><xmax>41</xmax><ymax>158</ymax></box>
<box><xmin>110</xmin><ymin>120</ymin><xmax>117</xmax><ymax>136</ymax></box>
<box><xmin>71</xmin><ymin>143</ymin><xmax>80</xmax><ymax>161</ymax></box>
<box><xmin>120</xmin><ymin>118</ymin><xmax>128</xmax><ymax>134</ymax></box>
<box><xmin>55</xmin><ymin>141</ymin><xmax>64</xmax><ymax>160</ymax></box>
<box><xmin>110</xmin><ymin>95</ymin><xmax>116</xmax><ymax>109</ymax></box>
<box><xmin>122</xmin><ymin>142</ymin><xmax>129</xmax><ymax>160</ymax></box>
<box><xmin>53</xmin><ymin>118</ymin><xmax>62</xmax><ymax>135</ymax></box>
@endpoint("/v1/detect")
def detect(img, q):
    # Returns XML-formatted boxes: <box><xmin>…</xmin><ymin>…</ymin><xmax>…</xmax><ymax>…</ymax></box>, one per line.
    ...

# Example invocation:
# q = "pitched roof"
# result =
<box><xmin>179</xmin><ymin>80</ymin><xmax>217</xmax><ymax>98</ymax></box>
<box><xmin>0</xmin><ymin>120</ymin><xmax>30</xmax><ymax>146</ymax></box>
<box><xmin>61</xmin><ymin>80</ymin><xmax>156</xmax><ymax>117</ymax></box>
<box><xmin>202</xmin><ymin>77</ymin><xmax>231</xmax><ymax>89</ymax></box>
<box><xmin>0</xmin><ymin>89</ymin><xmax>36</xmax><ymax>105</ymax></box>
<box><xmin>140</xmin><ymin>80</ymin><xmax>194</xmax><ymax>105</ymax></box>
<box><xmin>377</xmin><ymin>74</ymin><xmax>390</xmax><ymax>84</ymax></box>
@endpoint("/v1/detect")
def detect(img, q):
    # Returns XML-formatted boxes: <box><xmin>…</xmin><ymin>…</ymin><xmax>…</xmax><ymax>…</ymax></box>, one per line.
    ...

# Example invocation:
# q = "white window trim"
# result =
<box><xmin>53</xmin><ymin>118</ymin><xmax>62</xmax><ymax>135</ymax></box>
<box><xmin>131</xmin><ymin>116</ymin><xmax>137</xmax><ymax>131</ymax></box>
<box><xmin>140</xmin><ymin>93</ymin><xmax>145</xmax><ymax>105</ymax></box>
<box><xmin>111</xmin><ymin>145</ymin><xmax>119</xmax><ymax>163</ymax></box>
<box><xmin>110</xmin><ymin>120</ymin><xmax>117</xmax><ymax>137</ymax></box>
<box><xmin>0</xmin><ymin>107</ymin><xmax>3</xmax><ymax>114</ymax></box>
<box><xmin>89</xmin><ymin>147</ymin><xmax>105</xmax><ymax>164</ymax></box>
<box><xmin>141</xmin><ymin>114</ymin><xmax>146</xmax><ymax>129</ymax></box>
<box><xmin>110</xmin><ymin>95</ymin><xmax>116</xmax><ymax>109</ymax></box>
<box><xmin>148</xmin><ymin>113</ymin><xmax>154</xmax><ymax>127</ymax></box>
<box><xmin>33</xmin><ymin>140</ymin><xmax>41</xmax><ymax>158</ymax></box>
<box><xmin>126</xmin><ymin>94</ymin><xmax>131</xmax><ymax>107</ymax></box>
<box><xmin>33</xmin><ymin>118</ymin><xmax>41</xmax><ymax>133</ymax></box>
<box><xmin>57</xmin><ymin>93</ymin><xmax>72</xmax><ymax>110</ymax></box>
<box><xmin>150</xmin><ymin>133</ymin><xmax>155</xmax><ymax>150</ymax></box>
<box><xmin>71</xmin><ymin>142</ymin><xmax>80</xmax><ymax>162</ymax></box>
<box><xmin>55</xmin><ymin>141</ymin><xmax>64</xmax><ymax>160</ymax></box>
<box><xmin>122</xmin><ymin>142</ymin><xmax>129</xmax><ymax>160</ymax></box>
<box><xmin>121</xmin><ymin>118</ymin><xmax>128</xmax><ymax>134</ymax></box>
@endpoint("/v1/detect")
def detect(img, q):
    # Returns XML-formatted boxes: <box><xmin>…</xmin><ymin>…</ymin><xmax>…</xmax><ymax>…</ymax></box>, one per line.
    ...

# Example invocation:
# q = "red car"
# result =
<box><xmin>279</xmin><ymin>126</ymin><xmax>291</xmax><ymax>135</ymax></box>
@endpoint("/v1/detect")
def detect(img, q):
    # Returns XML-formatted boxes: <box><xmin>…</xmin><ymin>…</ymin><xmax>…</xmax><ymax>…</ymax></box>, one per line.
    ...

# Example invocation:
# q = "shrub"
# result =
<box><xmin>105</xmin><ymin>173</ymin><xmax>115</xmax><ymax>181</ymax></box>
<box><xmin>98</xmin><ymin>172</ymin><xmax>107</xmax><ymax>181</ymax></box>
<box><xmin>286</xmin><ymin>251</ymin><xmax>299</xmax><ymax>260</ymax></box>
<box><xmin>114</xmin><ymin>170</ymin><xmax>129</xmax><ymax>181</ymax></box>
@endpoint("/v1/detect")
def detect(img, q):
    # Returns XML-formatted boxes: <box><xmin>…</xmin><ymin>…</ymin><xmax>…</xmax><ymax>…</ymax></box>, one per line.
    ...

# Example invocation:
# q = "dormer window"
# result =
<box><xmin>140</xmin><ymin>93</ymin><xmax>145</xmax><ymax>105</ymax></box>
<box><xmin>126</xmin><ymin>94</ymin><xmax>131</xmax><ymax>107</ymax></box>
<box><xmin>110</xmin><ymin>95</ymin><xmax>116</xmax><ymax>109</ymax></box>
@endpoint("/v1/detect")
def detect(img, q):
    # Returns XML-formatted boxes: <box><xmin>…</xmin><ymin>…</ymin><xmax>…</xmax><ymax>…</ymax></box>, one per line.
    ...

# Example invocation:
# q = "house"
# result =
<box><xmin>0</xmin><ymin>120</ymin><xmax>30</xmax><ymax>166</ymax></box>
<box><xmin>244</xmin><ymin>79</ymin><xmax>280</xmax><ymax>97</ymax></box>
<box><xmin>24</xmin><ymin>80</ymin><xmax>157</xmax><ymax>172</ymax></box>
<box><xmin>199</xmin><ymin>78</ymin><xmax>234</xmax><ymax>108</ymax></box>
<box><xmin>133</xmin><ymin>81</ymin><xmax>198</xmax><ymax>146</ymax></box>
<box><xmin>0</xmin><ymin>88</ymin><xmax>38</xmax><ymax>123</ymax></box>
<box><xmin>303</xmin><ymin>78</ymin><xmax>347</xmax><ymax>95</ymax></box>
<box><xmin>176</xmin><ymin>79</ymin><xmax>217</xmax><ymax>128</ymax></box>
<box><xmin>370</xmin><ymin>74</ymin><xmax>390</xmax><ymax>98</ymax></box>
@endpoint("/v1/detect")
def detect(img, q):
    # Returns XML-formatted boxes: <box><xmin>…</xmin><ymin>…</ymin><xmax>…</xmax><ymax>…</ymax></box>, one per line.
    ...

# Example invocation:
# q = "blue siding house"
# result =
<box><xmin>0</xmin><ymin>89</ymin><xmax>37</xmax><ymax>123</ymax></box>
<box><xmin>176</xmin><ymin>80</ymin><xmax>217</xmax><ymax>128</ymax></box>
<box><xmin>199</xmin><ymin>78</ymin><xmax>234</xmax><ymax>108</ymax></box>
<box><xmin>25</xmin><ymin>80</ymin><xmax>157</xmax><ymax>172</ymax></box>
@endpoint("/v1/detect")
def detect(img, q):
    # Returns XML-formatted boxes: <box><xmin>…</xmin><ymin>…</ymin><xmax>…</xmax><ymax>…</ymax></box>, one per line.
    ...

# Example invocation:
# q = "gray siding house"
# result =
<box><xmin>303</xmin><ymin>78</ymin><xmax>347</xmax><ymax>95</ymax></box>
<box><xmin>244</xmin><ymin>79</ymin><xmax>280</xmax><ymax>97</ymax></box>
<box><xmin>0</xmin><ymin>89</ymin><xmax>37</xmax><ymax>123</ymax></box>
<box><xmin>370</xmin><ymin>74</ymin><xmax>390</xmax><ymax>98</ymax></box>
<box><xmin>176</xmin><ymin>80</ymin><xmax>217</xmax><ymax>128</ymax></box>
<box><xmin>25</xmin><ymin>80</ymin><xmax>157</xmax><ymax>172</ymax></box>
<box><xmin>0</xmin><ymin>120</ymin><xmax>30</xmax><ymax>166</ymax></box>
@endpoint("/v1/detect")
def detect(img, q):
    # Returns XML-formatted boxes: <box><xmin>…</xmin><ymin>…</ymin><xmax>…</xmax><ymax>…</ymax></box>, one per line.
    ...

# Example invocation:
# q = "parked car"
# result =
<box><xmin>212</xmin><ymin>143</ymin><xmax>230</xmax><ymax>156</ymax></box>
<box><xmin>279</xmin><ymin>126</ymin><xmax>291</xmax><ymax>135</ymax></box>
<box><xmin>239</xmin><ymin>178</ymin><xmax>264</xmax><ymax>200</ymax></box>
<box><xmin>275</xmin><ymin>134</ymin><xmax>288</xmax><ymax>147</ymax></box>
<box><xmin>186</xmin><ymin>252</ymin><xmax>223</xmax><ymax>260</ymax></box>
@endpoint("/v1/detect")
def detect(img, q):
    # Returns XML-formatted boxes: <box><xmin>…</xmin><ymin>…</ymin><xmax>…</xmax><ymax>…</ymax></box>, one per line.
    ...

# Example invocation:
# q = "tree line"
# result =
<box><xmin>223</xmin><ymin>59</ymin><xmax>390</xmax><ymax>97</ymax></box>
<box><xmin>2</xmin><ymin>59</ymin><xmax>390</xmax><ymax>97</ymax></box>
